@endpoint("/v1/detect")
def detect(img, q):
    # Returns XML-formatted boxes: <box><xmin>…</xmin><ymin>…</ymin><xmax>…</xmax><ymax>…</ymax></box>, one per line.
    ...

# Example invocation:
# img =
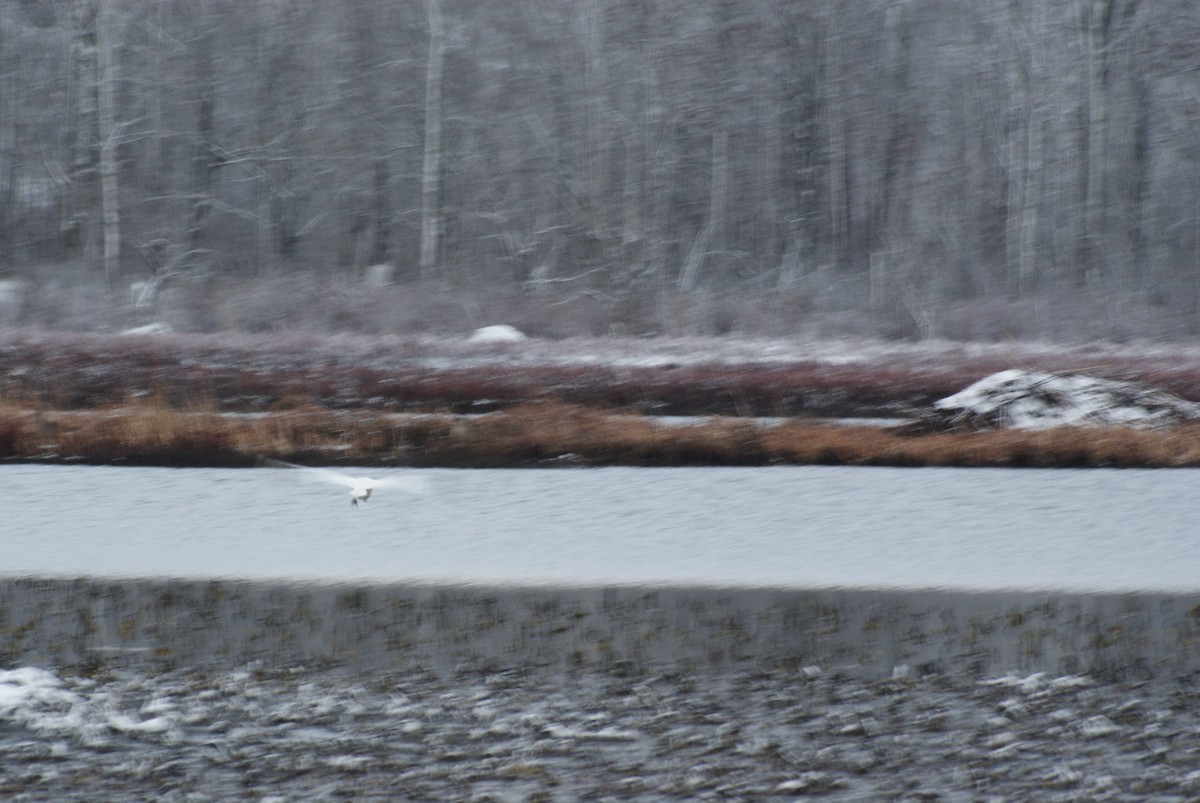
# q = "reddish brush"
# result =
<box><xmin>4</xmin><ymin>331</ymin><xmax>1200</xmax><ymax>467</ymax></box>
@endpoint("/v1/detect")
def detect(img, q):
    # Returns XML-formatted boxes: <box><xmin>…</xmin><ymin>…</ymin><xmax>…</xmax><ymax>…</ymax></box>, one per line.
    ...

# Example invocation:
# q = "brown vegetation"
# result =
<box><xmin>5</xmin><ymin>399</ymin><xmax>1200</xmax><ymax>470</ymax></box>
<box><xmin>6</xmin><ymin>330</ymin><xmax>1200</xmax><ymax>418</ymax></box>
<box><xmin>0</xmin><ymin>330</ymin><xmax>957</xmax><ymax>416</ymax></box>
<box><xmin>5</xmin><ymin>331</ymin><xmax>1200</xmax><ymax>468</ymax></box>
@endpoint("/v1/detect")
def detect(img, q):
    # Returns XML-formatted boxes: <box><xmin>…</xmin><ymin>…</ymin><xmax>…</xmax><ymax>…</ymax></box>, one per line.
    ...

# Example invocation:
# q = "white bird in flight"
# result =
<box><xmin>262</xmin><ymin>458</ymin><xmax>430</xmax><ymax>507</ymax></box>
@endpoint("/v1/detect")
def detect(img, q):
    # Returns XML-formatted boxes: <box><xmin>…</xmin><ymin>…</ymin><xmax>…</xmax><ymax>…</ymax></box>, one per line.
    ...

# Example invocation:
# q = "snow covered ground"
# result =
<box><xmin>16</xmin><ymin>325</ymin><xmax>1200</xmax><ymax>369</ymax></box>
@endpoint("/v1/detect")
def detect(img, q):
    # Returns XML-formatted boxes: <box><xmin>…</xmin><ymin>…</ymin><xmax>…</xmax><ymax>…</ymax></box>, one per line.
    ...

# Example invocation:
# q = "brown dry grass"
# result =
<box><xmin>761</xmin><ymin>421</ymin><xmax>1200</xmax><ymax>468</ymax></box>
<box><xmin>5</xmin><ymin>400</ymin><xmax>1200</xmax><ymax>469</ymax></box>
<box><xmin>9</xmin><ymin>330</ymin><xmax>1200</xmax><ymax>468</ymax></box>
<box><xmin>0</xmin><ymin>402</ymin><xmax>408</xmax><ymax>467</ymax></box>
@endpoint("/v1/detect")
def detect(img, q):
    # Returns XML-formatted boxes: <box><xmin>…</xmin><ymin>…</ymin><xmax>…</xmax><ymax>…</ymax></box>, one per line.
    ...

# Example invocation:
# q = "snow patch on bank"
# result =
<box><xmin>467</xmin><ymin>325</ymin><xmax>527</xmax><ymax>344</ymax></box>
<box><xmin>932</xmin><ymin>369</ymin><xmax>1200</xmax><ymax>430</ymax></box>
<box><xmin>120</xmin><ymin>322</ymin><xmax>174</xmax><ymax>336</ymax></box>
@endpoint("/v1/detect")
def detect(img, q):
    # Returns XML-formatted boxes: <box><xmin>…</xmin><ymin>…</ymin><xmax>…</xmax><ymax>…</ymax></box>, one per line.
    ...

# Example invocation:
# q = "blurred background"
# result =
<box><xmin>1</xmin><ymin>0</ymin><xmax>1198</xmax><ymax>341</ymax></box>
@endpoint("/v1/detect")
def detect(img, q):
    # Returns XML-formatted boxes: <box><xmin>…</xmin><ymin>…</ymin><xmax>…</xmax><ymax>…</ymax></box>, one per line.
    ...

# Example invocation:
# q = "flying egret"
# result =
<box><xmin>261</xmin><ymin>458</ymin><xmax>430</xmax><ymax>507</ymax></box>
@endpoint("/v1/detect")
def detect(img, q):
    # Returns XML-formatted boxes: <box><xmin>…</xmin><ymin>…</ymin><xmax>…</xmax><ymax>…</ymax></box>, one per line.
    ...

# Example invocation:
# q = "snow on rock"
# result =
<box><xmin>0</xmin><ymin>667</ymin><xmax>90</xmax><ymax>738</ymax></box>
<box><xmin>467</xmin><ymin>325</ymin><xmax>527</xmax><ymax>344</ymax></box>
<box><xmin>0</xmin><ymin>667</ymin><xmax>71</xmax><ymax>713</ymax></box>
<box><xmin>928</xmin><ymin>369</ymin><xmax>1200</xmax><ymax>430</ymax></box>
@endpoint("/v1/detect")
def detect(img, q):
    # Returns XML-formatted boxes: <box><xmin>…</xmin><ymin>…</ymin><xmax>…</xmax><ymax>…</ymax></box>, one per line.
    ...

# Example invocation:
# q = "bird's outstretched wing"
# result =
<box><xmin>259</xmin><ymin>457</ymin><xmax>357</xmax><ymax>488</ymax></box>
<box><xmin>259</xmin><ymin>457</ymin><xmax>429</xmax><ymax>494</ymax></box>
<box><xmin>370</xmin><ymin>475</ymin><xmax>432</xmax><ymax>495</ymax></box>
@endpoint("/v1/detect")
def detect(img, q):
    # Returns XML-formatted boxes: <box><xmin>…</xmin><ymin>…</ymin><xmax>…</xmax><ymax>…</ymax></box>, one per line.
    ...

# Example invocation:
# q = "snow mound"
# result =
<box><xmin>467</xmin><ymin>325</ymin><xmax>527</xmax><ymax>344</ymax></box>
<box><xmin>929</xmin><ymin>369</ymin><xmax>1200</xmax><ymax>430</ymax></box>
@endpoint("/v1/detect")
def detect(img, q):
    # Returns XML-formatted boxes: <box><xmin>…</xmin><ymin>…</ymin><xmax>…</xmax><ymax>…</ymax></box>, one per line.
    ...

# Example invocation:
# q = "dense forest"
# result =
<box><xmin>2</xmin><ymin>0</ymin><xmax>1200</xmax><ymax>341</ymax></box>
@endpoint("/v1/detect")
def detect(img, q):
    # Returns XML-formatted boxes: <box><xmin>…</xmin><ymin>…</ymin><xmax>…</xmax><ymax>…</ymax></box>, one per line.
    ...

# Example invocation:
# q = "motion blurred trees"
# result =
<box><xmin>2</xmin><ymin>0</ymin><xmax>1200</xmax><ymax>339</ymax></box>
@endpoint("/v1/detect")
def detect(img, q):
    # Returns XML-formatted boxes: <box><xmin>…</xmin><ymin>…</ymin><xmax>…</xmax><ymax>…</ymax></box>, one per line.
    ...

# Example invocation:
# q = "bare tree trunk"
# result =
<box><xmin>1016</xmin><ymin>116</ymin><xmax>1042</xmax><ymax>294</ymax></box>
<box><xmin>370</xmin><ymin>160</ymin><xmax>391</xmax><ymax>266</ymax></box>
<box><xmin>710</xmin><ymin>129</ymin><xmax>728</xmax><ymax>257</ymax></box>
<box><xmin>1076</xmin><ymin>0</ymin><xmax>1135</xmax><ymax>287</ymax></box>
<box><xmin>96</xmin><ymin>0</ymin><xmax>121</xmax><ymax>287</ymax></box>
<box><xmin>419</xmin><ymin>0</ymin><xmax>445</xmax><ymax>279</ymax></box>
<box><xmin>185</xmin><ymin>28</ymin><xmax>216</xmax><ymax>252</ymax></box>
<box><xmin>678</xmin><ymin>129</ymin><xmax>727</xmax><ymax>293</ymax></box>
<box><xmin>824</xmin><ymin>7</ymin><xmax>850</xmax><ymax>271</ymax></box>
<box><xmin>0</xmin><ymin>19</ymin><xmax>14</xmax><ymax>257</ymax></box>
<box><xmin>62</xmin><ymin>3</ymin><xmax>99</xmax><ymax>256</ymax></box>
<box><xmin>621</xmin><ymin>128</ymin><xmax>640</xmax><ymax>249</ymax></box>
<box><xmin>1004</xmin><ymin>2</ymin><xmax>1044</xmax><ymax>295</ymax></box>
<box><xmin>616</xmin><ymin>127</ymin><xmax>640</xmax><ymax>287</ymax></box>
<box><xmin>1078</xmin><ymin>0</ymin><xmax>1107</xmax><ymax>286</ymax></box>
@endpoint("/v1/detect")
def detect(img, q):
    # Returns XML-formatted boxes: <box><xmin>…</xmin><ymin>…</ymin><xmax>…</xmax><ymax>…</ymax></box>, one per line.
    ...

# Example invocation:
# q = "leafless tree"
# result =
<box><xmin>2</xmin><ymin>0</ymin><xmax>1200</xmax><ymax>339</ymax></box>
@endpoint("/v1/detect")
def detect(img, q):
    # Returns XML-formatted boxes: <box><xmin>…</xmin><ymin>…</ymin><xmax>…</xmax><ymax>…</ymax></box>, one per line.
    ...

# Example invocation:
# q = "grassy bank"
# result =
<box><xmin>6</xmin><ymin>330</ymin><xmax>1200</xmax><ymax>468</ymax></box>
<box><xmin>5</xmin><ymin>400</ymin><xmax>1200</xmax><ymax>469</ymax></box>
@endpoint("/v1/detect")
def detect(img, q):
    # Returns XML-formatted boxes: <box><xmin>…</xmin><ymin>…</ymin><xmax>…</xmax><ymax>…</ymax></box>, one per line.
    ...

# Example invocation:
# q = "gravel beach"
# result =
<box><xmin>5</xmin><ymin>576</ymin><xmax>1200</xmax><ymax>800</ymax></box>
<box><xmin>4</xmin><ymin>663</ymin><xmax>1200</xmax><ymax>801</ymax></box>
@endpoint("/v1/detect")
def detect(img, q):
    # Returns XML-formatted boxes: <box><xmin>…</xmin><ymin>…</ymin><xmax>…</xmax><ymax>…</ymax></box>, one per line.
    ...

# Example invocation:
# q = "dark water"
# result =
<box><xmin>3</xmin><ymin>464</ymin><xmax>1198</xmax><ymax>591</ymax></box>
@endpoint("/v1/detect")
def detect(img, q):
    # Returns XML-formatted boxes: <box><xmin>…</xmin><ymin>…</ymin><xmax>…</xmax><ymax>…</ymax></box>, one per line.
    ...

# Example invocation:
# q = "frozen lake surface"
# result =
<box><xmin>3</xmin><ymin>464</ymin><xmax>1196</xmax><ymax>592</ymax></box>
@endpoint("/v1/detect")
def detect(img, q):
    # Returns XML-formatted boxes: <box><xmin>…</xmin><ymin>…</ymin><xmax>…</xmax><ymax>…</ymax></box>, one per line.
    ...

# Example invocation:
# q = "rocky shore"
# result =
<box><xmin>4</xmin><ymin>662</ymin><xmax>1199</xmax><ymax>800</ymax></box>
<box><xmin>3</xmin><ymin>578</ymin><xmax>1200</xmax><ymax>798</ymax></box>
